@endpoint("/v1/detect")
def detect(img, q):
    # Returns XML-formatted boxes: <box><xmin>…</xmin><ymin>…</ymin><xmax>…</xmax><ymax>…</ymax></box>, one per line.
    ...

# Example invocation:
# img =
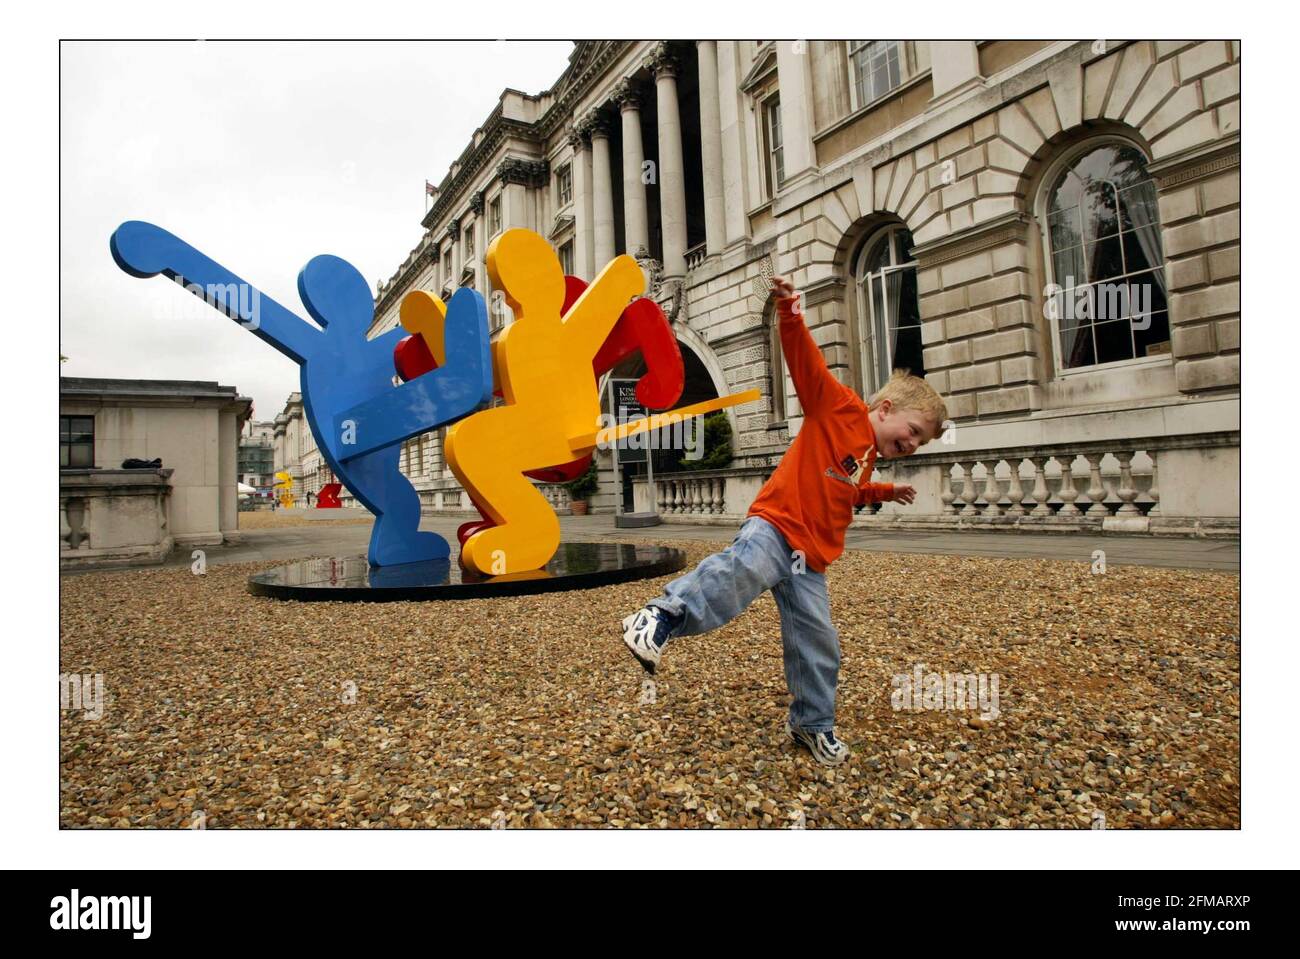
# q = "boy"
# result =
<box><xmin>619</xmin><ymin>275</ymin><xmax>949</xmax><ymax>766</ymax></box>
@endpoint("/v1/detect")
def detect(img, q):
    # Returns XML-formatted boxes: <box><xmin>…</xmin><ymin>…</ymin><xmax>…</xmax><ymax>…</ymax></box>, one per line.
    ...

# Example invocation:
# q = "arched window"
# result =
<box><xmin>854</xmin><ymin>223</ymin><xmax>923</xmax><ymax>397</ymax></box>
<box><xmin>1041</xmin><ymin>139</ymin><xmax>1171</xmax><ymax>371</ymax></box>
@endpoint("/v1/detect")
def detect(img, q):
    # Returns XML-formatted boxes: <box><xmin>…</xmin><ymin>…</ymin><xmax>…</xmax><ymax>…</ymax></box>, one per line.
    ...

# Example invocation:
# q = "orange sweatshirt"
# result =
<box><xmin>746</xmin><ymin>296</ymin><xmax>893</xmax><ymax>573</ymax></box>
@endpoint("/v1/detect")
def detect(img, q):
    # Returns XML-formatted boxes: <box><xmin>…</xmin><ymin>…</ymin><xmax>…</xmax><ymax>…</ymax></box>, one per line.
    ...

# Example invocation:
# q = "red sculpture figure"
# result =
<box><xmin>316</xmin><ymin>483</ymin><xmax>343</xmax><ymax>508</ymax></box>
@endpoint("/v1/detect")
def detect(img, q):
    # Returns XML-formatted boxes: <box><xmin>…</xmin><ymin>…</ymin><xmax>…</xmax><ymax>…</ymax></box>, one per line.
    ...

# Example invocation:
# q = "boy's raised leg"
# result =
<box><xmin>622</xmin><ymin>516</ymin><xmax>795</xmax><ymax>673</ymax></box>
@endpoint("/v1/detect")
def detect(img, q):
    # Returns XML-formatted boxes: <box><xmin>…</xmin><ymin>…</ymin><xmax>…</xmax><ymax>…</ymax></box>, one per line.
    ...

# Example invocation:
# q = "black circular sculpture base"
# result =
<box><xmin>248</xmin><ymin>542</ymin><xmax>686</xmax><ymax>602</ymax></box>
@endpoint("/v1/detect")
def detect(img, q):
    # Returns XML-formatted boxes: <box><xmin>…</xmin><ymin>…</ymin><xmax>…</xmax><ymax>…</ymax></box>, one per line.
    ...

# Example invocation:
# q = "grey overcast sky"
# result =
<box><xmin>59</xmin><ymin>39</ymin><xmax>574</xmax><ymax>420</ymax></box>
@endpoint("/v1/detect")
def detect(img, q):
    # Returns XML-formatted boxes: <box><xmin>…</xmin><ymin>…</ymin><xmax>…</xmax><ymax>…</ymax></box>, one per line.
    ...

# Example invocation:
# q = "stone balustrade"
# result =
<box><xmin>938</xmin><ymin>445</ymin><xmax>1158</xmax><ymax>531</ymax></box>
<box><xmin>60</xmin><ymin>468</ymin><xmax>175</xmax><ymax>569</ymax></box>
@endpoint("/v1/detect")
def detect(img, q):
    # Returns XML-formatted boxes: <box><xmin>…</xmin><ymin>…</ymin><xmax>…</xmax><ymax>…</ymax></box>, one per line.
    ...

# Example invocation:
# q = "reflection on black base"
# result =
<box><xmin>247</xmin><ymin>542</ymin><xmax>686</xmax><ymax>602</ymax></box>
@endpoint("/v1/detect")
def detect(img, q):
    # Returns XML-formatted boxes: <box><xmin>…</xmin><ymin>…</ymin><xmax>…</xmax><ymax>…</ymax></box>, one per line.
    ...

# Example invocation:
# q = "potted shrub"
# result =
<box><xmin>565</xmin><ymin>458</ymin><xmax>599</xmax><ymax>515</ymax></box>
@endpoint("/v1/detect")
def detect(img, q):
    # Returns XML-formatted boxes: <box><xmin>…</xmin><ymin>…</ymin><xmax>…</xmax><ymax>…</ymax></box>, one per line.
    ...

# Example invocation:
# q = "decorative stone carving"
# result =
<box><xmin>613</xmin><ymin>77</ymin><xmax>643</xmax><ymax>112</ymax></box>
<box><xmin>497</xmin><ymin>156</ymin><xmax>550</xmax><ymax>187</ymax></box>
<box><xmin>446</xmin><ymin>217</ymin><xmax>460</xmax><ymax>241</ymax></box>
<box><xmin>645</xmin><ymin>41</ymin><xmax>679</xmax><ymax>79</ymax></box>
<box><xmin>578</xmin><ymin>109</ymin><xmax>611</xmax><ymax>139</ymax></box>
<box><xmin>469</xmin><ymin>190</ymin><xmax>485</xmax><ymax>215</ymax></box>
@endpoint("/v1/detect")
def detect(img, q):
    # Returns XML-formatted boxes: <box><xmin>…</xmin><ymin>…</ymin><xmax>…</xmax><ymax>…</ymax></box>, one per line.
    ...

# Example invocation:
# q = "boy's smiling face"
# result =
<box><xmin>869</xmin><ymin>400</ymin><xmax>942</xmax><ymax>459</ymax></box>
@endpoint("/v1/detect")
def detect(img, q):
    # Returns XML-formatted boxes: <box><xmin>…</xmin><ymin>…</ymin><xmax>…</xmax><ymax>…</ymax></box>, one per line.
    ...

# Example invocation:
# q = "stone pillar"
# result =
<box><xmin>569</xmin><ymin>126</ymin><xmax>594</xmax><ymax>280</ymax></box>
<box><xmin>928</xmin><ymin>41</ymin><xmax>983</xmax><ymax>103</ymax></box>
<box><xmin>773</xmin><ymin>40</ymin><xmax>817</xmax><ymax>187</ymax></box>
<box><xmin>716</xmin><ymin>41</ymin><xmax>749</xmax><ymax>247</ymax></box>
<box><xmin>587</xmin><ymin>111</ymin><xmax>616</xmax><ymax>267</ymax></box>
<box><xmin>218</xmin><ymin>406</ymin><xmax>239</xmax><ymax>540</ymax></box>
<box><xmin>469</xmin><ymin>191</ymin><xmax>485</xmax><ymax>289</ymax></box>
<box><xmin>648</xmin><ymin>43</ymin><xmax>688</xmax><ymax>278</ymax></box>
<box><xmin>615</xmin><ymin>79</ymin><xmax>651</xmax><ymax>258</ymax></box>
<box><xmin>498</xmin><ymin>157</ymin><xmax>544</xmax><ymax>234</ymax></box>
<box><xmin>696</xmin><ymin>40</ymin><xmax>725</xmax><ymax>256</ymax></box>
<box><xmin>447</xmin><ymin>217</ymin><xmax>461</xmax><ymax>287</ymax></box>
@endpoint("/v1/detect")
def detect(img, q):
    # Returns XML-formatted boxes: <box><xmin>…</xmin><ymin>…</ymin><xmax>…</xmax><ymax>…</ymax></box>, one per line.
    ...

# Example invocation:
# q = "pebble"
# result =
<box><xmin>58</xmin><ymin>527</ymin><xmax>1240</xmax><ymax>829</ymax></box>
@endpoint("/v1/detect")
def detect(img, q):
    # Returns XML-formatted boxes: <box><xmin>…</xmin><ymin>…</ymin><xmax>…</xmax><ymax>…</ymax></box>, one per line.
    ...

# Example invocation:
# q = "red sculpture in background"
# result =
<box><xmin>316</xmin><ymin>482</ymin><xmax>343</xmax><ymax>508</ymax></box>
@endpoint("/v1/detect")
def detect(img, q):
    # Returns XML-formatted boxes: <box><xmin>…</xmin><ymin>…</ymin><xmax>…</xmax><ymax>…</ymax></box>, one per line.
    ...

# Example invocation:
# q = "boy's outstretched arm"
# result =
<box><xmin>771</xmin><ymin>275</ymin><xmax>845</xmax><ymax>418</ymax></box>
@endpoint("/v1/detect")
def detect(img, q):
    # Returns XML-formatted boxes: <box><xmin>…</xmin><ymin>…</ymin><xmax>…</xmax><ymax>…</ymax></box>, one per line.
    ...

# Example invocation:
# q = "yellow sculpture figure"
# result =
<box><xmin>273</xmin><ymin>471</ymin><xmax>295</xmax><ymax>509</ymax></box>
<box><xmin>446</xmin><ymin>229</ymin><xmax>645</xmax><ymax>575</ymax></box>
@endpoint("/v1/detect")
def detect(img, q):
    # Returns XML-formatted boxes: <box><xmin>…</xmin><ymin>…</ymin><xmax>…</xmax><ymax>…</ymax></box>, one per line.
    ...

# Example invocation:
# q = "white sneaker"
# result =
<box><xmin>621</xmin><ymin>606</ymin><xmax>677</xmax><ymax>675</ymax></box>
<box><xmin>786</xmin><ymin>719</ymin><xmax>850</xmax><ymax>766</ymax></box>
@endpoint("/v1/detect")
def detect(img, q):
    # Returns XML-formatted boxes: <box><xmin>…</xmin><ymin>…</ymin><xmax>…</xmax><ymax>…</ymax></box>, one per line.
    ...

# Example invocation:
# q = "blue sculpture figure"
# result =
<box><xmin>109</xmin><ymin>221</ymin><xmax>495</xmax><ymax>566</ymax></box>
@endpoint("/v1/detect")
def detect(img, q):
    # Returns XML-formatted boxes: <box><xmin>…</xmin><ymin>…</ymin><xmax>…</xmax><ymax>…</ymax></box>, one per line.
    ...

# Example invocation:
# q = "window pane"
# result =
<box><xmin>70</xmin><ymin>443</ymin><xmax>93</xmax><ymax>467</ymax></box>
<box><xmin>1122</xmin><ymin>225</ymin><xmax>1165</xmax><ymax>275</ymax></box>
<box><xmin>864</xmin><ymin>234</ymin><xmax>892</xmax><ymax>273</ymax></box>
<box><xmin>891</xmin><ymin>268</ymin><xmax>923</xmax><ymax>376</ymax></box>
<box><xmin>1083</xmin><ymin>181</ymin><xmax>1120</xmax><ymax>240</ymax></box>
<box><xmin>1052</xmin><ymin>245</ymin><xmax>1087</xmax><ymax>293</ymax></box>
<box><xmin>1085</xmin><ymin>234</ymin><xmax>1125</xmax><ymax>284</ymax></box>
<box><xmin>1121</xmin><ymin>181</ymin><xmax>1159</xmax><ymax>231</ymax></box>
<box><xmin>1048</xmin><ymin>207</ymin><xmax>1082</xmax><ymax>254</ymax></box>
<box><xmin>1094</xmin><ymin>317</ymin><xmax>1136</xmax><ymax>365</ymax></box>
<box><xmin>1060</xmin><ymin>323</ymin><xmax>1096</xmax><ymax>369</ymax></box>
<box><xmin>60</xmin><ymin>445</ymin><xmax>69</xmax><ymax>467</ymax></box>
<box><xmin>1134</xmin><ymin>310</ymin><xmax>1172</xmax><ymax>358</ymax></box>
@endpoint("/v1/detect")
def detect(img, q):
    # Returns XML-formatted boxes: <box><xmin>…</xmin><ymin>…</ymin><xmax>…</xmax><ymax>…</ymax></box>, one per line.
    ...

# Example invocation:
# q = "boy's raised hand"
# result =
<box><xmin>771</xmin><ymin>274</ymin><xmax>797</xmax><ymax>302</ymax></box>
<box><xmin>892</xmin><ymin>484</ymin><xmax>917</xmax><ymax>505</ymax></box>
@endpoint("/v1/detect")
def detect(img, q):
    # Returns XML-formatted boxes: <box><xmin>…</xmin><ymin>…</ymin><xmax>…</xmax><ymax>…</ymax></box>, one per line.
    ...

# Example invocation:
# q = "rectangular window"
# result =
<box><xmin>848</xmin><ymin>41</ymin><xmax>902</xmax><ymax>109</ymax></box>
<box><xmin>559</xmin><ymin>240</ymin><xmax>574</xmax><ymax>276</ymax></box>
<box><xmin>557</xmin><ymin>163</ymin><xmax>573</xmax><ymax>208</ymax></box>
<box><xmin>465</xmin><ymin>224</ymin><xmax>474</xmax><ymax>260</ymax></box>
<box><xmin>60</xmin><ymin>415</ymin><xmax>95</xmax><ymax>468</ymax></box>
<box><xmin>490</xmin><ymin>197</ymin><xmax>502</xmax><ymax>235</ymax></box>
<box><xmin>763</xmin><ymin>94</ymin><xmax>784</xmax><ymax>198</ymax></box>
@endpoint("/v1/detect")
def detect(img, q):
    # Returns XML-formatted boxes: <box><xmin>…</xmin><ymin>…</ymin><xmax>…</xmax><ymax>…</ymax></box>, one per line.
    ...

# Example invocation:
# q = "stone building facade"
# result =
<box><xmin>60</xmin><ymin>378</ymin><xmax>252</xmax><ymax>566</ymax></box>
<box><xmin>296</xmin><ymin>40</ymin><xmax>1242</xmax><ymax>535</ymax></box>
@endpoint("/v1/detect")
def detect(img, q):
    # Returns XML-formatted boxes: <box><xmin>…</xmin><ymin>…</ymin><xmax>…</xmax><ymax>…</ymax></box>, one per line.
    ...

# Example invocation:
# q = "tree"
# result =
<box><xmin>676</xmin><ymin>410</ymin><xmax>733</xmax><ymax>471</ymax></box>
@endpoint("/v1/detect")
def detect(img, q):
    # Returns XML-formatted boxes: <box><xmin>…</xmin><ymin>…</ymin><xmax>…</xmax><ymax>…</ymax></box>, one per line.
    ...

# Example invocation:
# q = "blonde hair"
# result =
<box><xmin>868</xmin><ymin>369</ymin><xmax>949</xmax><ymax>434</ymax></box>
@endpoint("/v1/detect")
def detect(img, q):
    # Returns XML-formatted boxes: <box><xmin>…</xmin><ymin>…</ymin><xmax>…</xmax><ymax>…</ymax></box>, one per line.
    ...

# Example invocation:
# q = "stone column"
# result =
<box><xmin>447</xmin><ymin>217</ymin><xmax>461</xmax><ymax>287</ymax></box>
<box><xmin>469</xmin><ymin>190</ymin><xmax>485</xmax><ymax>289</ymax></box>
<box><xmin>716</xmin><ymin>41</ymin><xmax>749</xmax><ymax>248</ymax></box>
<box><xmin>773</xmin><ymin>40</ymin><xmax>817</xmax><ymax>188</ymax></box>
<box><xmin>586</xmin><ymin>111</ymin><xmax>616</xmax><ymax>267</ymax></box>
<box><xmin>648</xmin><ymin>43</ymin><xmax>688</xmax><ymax>278</ymax></box>
<box><xmin>696</xmin><ymin>40</ymin><xmax>725</xmax><ymax>257</ymax></box>
<box><xmin>569</xmin><ymin>126</ymin><xmax>594</xmax><ymax>280</ymax></box>
<box><xmin>615</xmin><ymin>79</ymin><xmax>651</xmax><ymax>258</ymax></box>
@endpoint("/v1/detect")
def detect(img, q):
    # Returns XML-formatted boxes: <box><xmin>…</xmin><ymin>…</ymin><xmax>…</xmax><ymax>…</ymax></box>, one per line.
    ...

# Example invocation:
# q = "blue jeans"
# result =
<box><xmin>646</xmin><ymin>516</ymin><xmax>841</xmax><ymax>733</ymax></box>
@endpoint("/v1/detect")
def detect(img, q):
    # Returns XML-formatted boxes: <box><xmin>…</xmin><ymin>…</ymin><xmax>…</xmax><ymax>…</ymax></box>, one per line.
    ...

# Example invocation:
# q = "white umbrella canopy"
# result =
<box><xmin>238</xmin><ymin>482</ymin><xmax>257</xmax><ymax>496</ymax></box>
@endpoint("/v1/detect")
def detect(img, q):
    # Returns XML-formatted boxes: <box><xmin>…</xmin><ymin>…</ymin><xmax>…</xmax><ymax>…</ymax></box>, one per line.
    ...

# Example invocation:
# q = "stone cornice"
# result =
<box><xmin>1148</xmin><ymin>135</ymin><xmax>1240</xmax><ymax>190</ymax></box>
<box><xmin>535</xmin><ymin>41</ymin><xmax>633</xmax><ymax>137</ymax></box>
<box><xmin>910</xmin><ymin>211</ymin><xmax>1030</xmax><ymax>267</ymax></box>
<box><xmin>420</xmin><ymin>111</ymin><xmax>537</xmax><ymax>229</ymax></box>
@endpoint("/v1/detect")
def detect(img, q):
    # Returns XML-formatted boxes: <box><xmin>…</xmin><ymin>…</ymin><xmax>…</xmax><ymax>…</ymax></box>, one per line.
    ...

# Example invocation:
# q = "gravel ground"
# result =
<box><xmin>238</xmin><ymin>512</ymin><xmax>372</xmax><ymax>529</ymax></box>
<box><xmin>59</xmin><ymin>540</ymin><xmax>1240</xmax><ymax>829</ymax></box>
